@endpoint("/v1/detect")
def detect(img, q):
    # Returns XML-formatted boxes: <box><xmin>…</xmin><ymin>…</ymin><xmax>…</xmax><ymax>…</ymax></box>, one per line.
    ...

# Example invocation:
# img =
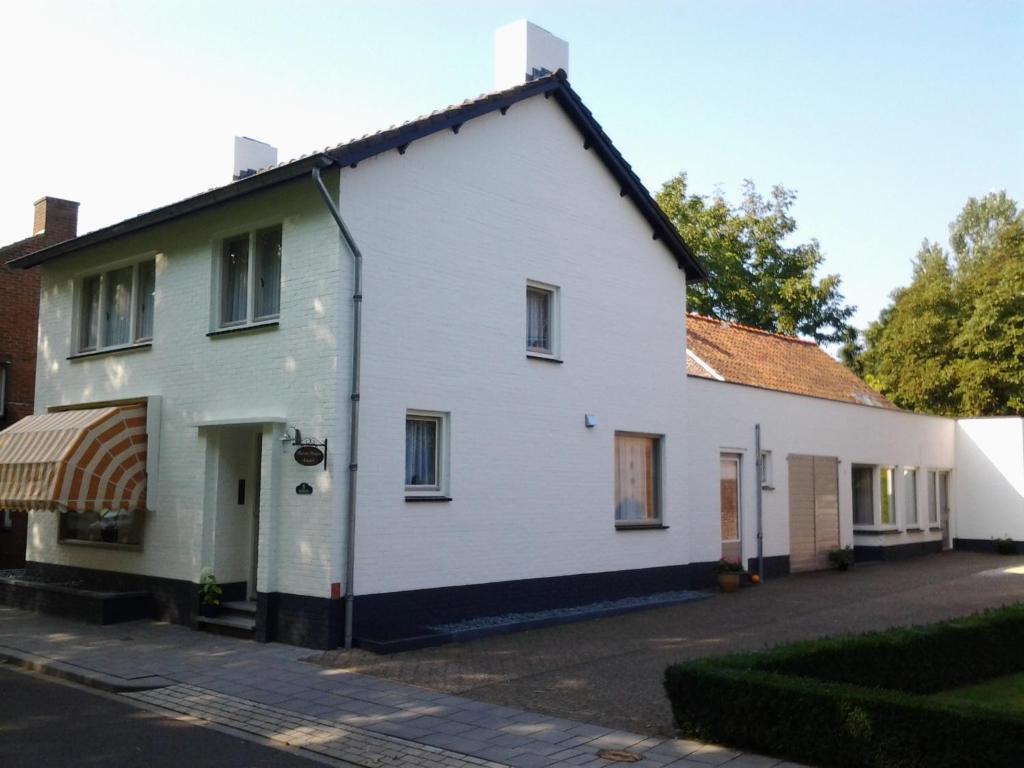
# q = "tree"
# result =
<box><xmin>656</xmin><ymin>173</ymin><xmax>854</xmax><ymax>344</ymax></box>
<box><xmin>855</xmin><ymin>192</ymin><xmax>1024</xmax><ymax>416</ymax></box>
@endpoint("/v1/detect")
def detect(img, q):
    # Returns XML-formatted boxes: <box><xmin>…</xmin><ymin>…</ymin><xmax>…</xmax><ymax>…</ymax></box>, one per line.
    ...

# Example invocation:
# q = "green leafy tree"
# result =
<box><xmin>856</xmin><ymin>193</ymin><xmax>1024</xmax><ymax>416</ymax></box>
<box><xmin>657</xmin><ymin>173</ymin><xmax>855</xmax><ymax>344</ymax></box>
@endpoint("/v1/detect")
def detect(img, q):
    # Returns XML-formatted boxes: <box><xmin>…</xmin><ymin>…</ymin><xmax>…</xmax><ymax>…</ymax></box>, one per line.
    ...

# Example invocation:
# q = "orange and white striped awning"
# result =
<box><xmin>0</xmin><ymin>404</ymin><xmax>147</xmax><ymax>513</ymax></box>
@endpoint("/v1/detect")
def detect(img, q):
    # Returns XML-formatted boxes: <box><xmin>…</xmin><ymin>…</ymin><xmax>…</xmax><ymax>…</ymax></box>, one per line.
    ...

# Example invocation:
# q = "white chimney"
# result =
<box><xmin>233</xmin><ymin>136</ymin><xmax>278</xmax><ymax>181</ymax></box>
<box><xmin>494</xmin><ymin>20</ymin><xmax>569</xmax><ymax>91</ymax></box>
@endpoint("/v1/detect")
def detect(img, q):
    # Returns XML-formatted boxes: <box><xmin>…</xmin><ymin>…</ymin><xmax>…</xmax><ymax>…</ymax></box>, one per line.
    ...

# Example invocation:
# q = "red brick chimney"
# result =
<box><xmin>31</xmin><ymin>197</ymin><xmax>79</xmax><ymax>242</ymax></box>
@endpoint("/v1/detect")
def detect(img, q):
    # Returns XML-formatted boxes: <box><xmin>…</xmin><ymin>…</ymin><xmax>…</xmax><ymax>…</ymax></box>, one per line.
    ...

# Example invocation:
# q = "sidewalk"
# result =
<box><xmin>0</xmin><ymin>606</ymin><xmax>798</xmax><ymax>768</ymax></box>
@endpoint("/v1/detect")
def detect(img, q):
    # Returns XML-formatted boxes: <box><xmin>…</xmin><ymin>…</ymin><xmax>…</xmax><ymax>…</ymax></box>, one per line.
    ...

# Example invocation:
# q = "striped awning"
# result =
<box><xmin>0</xmin><ymin>404</ymin><xmax>147</xmax><ymax>513</ymax></box>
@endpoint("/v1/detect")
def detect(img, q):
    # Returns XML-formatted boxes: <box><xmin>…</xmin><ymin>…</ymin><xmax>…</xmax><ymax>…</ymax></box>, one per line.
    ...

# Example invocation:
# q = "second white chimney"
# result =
<box><xmin>233</xmin><ymin>136</ymin><xmax>278</xmax><ymax>181</ymax></box>
<box><xmin>494</xmin><ymin>20</ymin><xmax>569</xmax><ymax>91</ymax></box>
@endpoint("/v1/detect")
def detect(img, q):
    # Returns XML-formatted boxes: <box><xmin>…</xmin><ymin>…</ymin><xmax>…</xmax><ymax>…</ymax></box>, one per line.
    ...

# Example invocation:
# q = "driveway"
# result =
<box><xmin>311</xmin><ymin>551</ymin><xmax>1024</xmax><ymax>737</ymax></box>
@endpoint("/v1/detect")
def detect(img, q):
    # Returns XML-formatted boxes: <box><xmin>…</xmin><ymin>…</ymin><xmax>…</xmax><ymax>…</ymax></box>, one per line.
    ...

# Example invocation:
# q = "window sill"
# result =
<box><xmin>405</xmin><ymin>496</ymin><xmax>453</xmax><ymax>503</ymax></box>
<box><xmin>68</xmin><ymin>342</ymin><xmax>152</xmax><ymax>362</ymax></box>
<box><xmin>59</xmin><ymin>538</ymin><xmax>143</xmax><ymax>552</ymax></box>
<box><xmin>853</xmin><ymin>527</ymin><xmax>902</xmax><ymax>536</ymax></box>
<box><xmin>207</xmin><ymin>320</ymin><xmax>279</xmax><ymax>338</ymax></box>
<box><xmin>761</xmin><ymin>485</ymin><xmax>775</xmax><ymax>491</ymax></box>
<box><xmin>526</xmin><ymin>353</ymin><xmax>563</xmax><ymax>364</ymax></box>
<box><xmin>615</xmin><ymin>523</ymin><xmax>669</xmax><ymax>531</ymax></box>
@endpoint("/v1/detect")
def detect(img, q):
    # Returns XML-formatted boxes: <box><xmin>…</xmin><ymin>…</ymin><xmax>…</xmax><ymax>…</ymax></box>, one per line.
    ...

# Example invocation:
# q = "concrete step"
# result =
<box><xmin>221</xmin><ymin>600</ymin><xmax>257</xmax><ymax>614</ymax></box>
<box><xmin>197</xmin><ymin>612</ymin><xmax>255</xmax><ymax>640</ymax></box>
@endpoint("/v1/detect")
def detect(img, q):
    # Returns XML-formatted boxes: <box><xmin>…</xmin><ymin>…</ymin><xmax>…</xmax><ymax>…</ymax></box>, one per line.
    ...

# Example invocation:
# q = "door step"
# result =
<box><xmin>197</xmin><ymin>600</ymin><xmax>257</xmax><ymax>639</ymax></box>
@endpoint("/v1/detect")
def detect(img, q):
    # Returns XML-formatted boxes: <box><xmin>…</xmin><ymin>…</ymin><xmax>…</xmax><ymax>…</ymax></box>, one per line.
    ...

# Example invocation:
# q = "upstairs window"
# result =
<box><xmin>218</xmin><ymin>225</ymin><xmax>281</xmax><ymax>328</ymax></box>
<box><xmin>526</xmin><ymin>281</ymin><xmax>560</xmax><ymax>358</ymax></box>
<box><xmin>75</xmin><ymin>259</ymin><xmax>156</xmax><ymax>355</ymax></box>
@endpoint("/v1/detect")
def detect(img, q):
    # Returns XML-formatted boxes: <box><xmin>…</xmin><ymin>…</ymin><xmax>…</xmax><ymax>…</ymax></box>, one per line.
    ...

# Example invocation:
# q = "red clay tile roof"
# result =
<box><xmin>686</xmin><ymin>314</ymin><xmax>897</xmax><ymax>409</ymax></box>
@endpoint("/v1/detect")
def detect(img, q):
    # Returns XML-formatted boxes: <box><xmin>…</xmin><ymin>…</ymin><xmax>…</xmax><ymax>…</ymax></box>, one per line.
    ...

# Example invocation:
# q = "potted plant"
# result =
<box><xmin>713</xmin><ymin>558</ymin><xmax>745</xmax><ymax>592</ymax></box>
<box><xmin>198</xmin><ymin>568</ymin><xmax>223</xmax><ymax>617</ymax></box>
<box><xmin>828</xmin><ymin>546</ymin><xmax>855</xmax><ymax>572</ymax></box>
<box><xmin>995</xmin><ymin>536</ymin><xmax>1017</xmax><ymax>556</ymax></box>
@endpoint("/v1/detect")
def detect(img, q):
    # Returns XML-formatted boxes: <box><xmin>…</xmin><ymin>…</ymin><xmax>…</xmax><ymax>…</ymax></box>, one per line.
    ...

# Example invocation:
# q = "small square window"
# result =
<box><xmin>614</xmin><ymin>433</ymin><xmax>662</xmax><ymax>526</ymax></box>
<box><xmin>74</xmin><ymin>259</ymin><xmax>157</xmax><ymax>355</ymax></box>
<box><xmin>405</xmin><ymin>411</ymin><xmax>449</xmax><ymax>497</ymax></box>
<box><xmin>526</xmin><ymin>281</ymin><xmax>560</xmax><ymax>358</ymax></box>
<box><xmin>216</xmin><ymin>225</ymin><xmax>282</xmax><ymax>329</ymax></box>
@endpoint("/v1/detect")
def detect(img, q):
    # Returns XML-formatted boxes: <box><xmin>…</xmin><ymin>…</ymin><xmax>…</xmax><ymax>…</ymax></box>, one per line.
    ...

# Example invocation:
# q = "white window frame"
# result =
<box><xmin>404</xmin><ymin>409</ymin><xmax>450</xmax><ymax>499</ymax></box>
<box><xmin>526</xmin><ymin>280</ymin><xmax>561</xmax><ymax>360</ymax></box>
<box><xmin>926</xmin><ymin>469</ymin><xmax>950</xmax><ymax>530</ymax></box>
<box><xmin>902</xmin><ymin>467</ymin><xmax>920</xmax><ymax>529</ymax></box>
<box><xmin>212</xmin><ymin>224</ymin><xmax>283</xmax><ymax>331</ymax></box>
<box><xmin>613</xmin><ymin>431</ymin><xmax>664</xmax><ymax>528</ymax></box>
<box><xmin>72</xmin><ymin>257</ymin><xmax>157</xmax><ymax>356</ymax></box>
<box><xmin>852</xmin><ymin>463</ymin><xmax>899</xmax><ymax>531</ymax></box>
<box><xmin>720</xmin><ymin>452</ymin><xmax>742</xmax><ymax>543</ymax></box>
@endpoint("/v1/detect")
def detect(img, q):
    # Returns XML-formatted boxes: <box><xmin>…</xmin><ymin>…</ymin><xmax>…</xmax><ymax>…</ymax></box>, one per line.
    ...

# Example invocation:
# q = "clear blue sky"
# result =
<box><xmin>1</xmin><ymin>1</ymin><xmax>1020</xmax><ymax>330</ymax></box>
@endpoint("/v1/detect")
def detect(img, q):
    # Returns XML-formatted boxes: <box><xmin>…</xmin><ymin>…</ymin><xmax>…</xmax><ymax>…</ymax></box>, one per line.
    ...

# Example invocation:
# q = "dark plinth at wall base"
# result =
<box><xmin>351</xmin><ymin>561</ymin><xmax>719</xmax><ymax>652</ymax></box>
<box><xmin>854</xmin><ymin>540</ymin><xmax>943</xmax><ymax>563</ymax></box>
<box><xmin>0</xmin><ymin>575</ymin><xmax>151</xmax><ymax>624</ymax></box>
<box><xmin>257</xmin><ymin>592</ymin><xmax>344</xmax><ymax>649</ymax></box>
<box><xmin>745</xmin><ymin>555</ymin><xmax>790</xmax><ymax>579</ymax></box>
<box><xmin>955</xmin><ymin>538</ymin><xmax>1024</xmax><ymax>555</ymax></box>
<box><xmin>23</xmin><ymin>562</ymin><xmax>198</xmax><ymax>625</ymax></box>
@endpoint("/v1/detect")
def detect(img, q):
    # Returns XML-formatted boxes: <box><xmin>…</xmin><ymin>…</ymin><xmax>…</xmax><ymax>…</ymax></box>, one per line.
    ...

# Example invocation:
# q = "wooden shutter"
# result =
<box><xmin>788</xmin><ymin>455</ymin><xmax>840</xmax><ymax>573</ymax></box>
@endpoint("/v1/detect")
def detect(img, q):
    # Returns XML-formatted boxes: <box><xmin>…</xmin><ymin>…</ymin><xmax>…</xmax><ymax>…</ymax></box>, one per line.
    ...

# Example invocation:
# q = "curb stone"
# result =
<box><xmin>0</xmin><ymin>644</ymin><xmax>173</xmax><ymax>692</ymax></box>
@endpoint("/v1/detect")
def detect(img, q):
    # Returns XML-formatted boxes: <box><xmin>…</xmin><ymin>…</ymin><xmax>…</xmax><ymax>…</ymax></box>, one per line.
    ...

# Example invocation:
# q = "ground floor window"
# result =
<box><xmin>903</xmin><ymin>468</ymin><xmax>919</xmax><ymax>527</ymax></box>
<box><xmin>852</xmin><ymin>465</ymin><xmax>874</xmax><ymax>526</ymax></box>
<box><xmin>59</xmin><ymin>509</ymin><xmax>144</xmax><ymax>547</ymax></box>
<box><xmin>614</xmin><ymin>433</ymin><xmax>661</xmax><ymax>526</ymax></box>
<box><xmin>405</xmin><ymin>410</ymin><xmax>449</xmax><ymax>498</ymax></box>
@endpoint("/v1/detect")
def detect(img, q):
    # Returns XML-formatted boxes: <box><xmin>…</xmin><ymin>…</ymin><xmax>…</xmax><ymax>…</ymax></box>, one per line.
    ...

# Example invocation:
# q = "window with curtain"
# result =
<box><xmin>76</xmin><ymin>259</ymin><xmax>156</xmax><ymax>355</ymax></box>
<box><xmin>526</xmin><ymin>282</ymin><xmax>559</xmax><ymax>357</ymax></box>
<box><xmin>135</xmin><ymin>259</ymin><xmax>156</xmax><ymax>341</ymax></box>
<box><xmin>903</xmin><ymin>468</ymin><xmax>918</xmax><ymax>526</ymax></box>
<box><xmin>852</xmin><ymin>465</ymin><xmax>874</xmax><ymax>526</ymax></box>
<box><xmin>405</xmin><ymin>413</ymin><xmax>446</xmax><ymax>493</ymax></box>
<box><xmin>615</xmin><ymin>434</ymin><xmax>660</xmax><ymax>525</ymax></box>
<box><xmin>79</xmin><ymin>274</ymin><xmax>101</xmax><ymax>352</ymax></box>
<box><xmin>720</xmin><ymin>454</ymin><xmax>740</xmax><ymax>541</ymax></box>
<box><xmin>221</xmin><ymin>235</ymin><xmax>250</xmax><ymax>326</ymax></box>
<box><xmin>103</xmin><ymin>266</ymin><xmax>134</xmax><ymax>347</ymax></box>
<box><xmin>217</xmin><ymin>225</ymin><xmax>283</xmax><ymax>329</ymax></box>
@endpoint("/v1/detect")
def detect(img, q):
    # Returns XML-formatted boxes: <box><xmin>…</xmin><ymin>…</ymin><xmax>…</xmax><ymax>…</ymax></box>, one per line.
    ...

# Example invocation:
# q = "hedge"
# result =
<box><xmin>664</xmin><ymin>604</ymin><xmax>1024</xmax><ymax>768</ymax></box>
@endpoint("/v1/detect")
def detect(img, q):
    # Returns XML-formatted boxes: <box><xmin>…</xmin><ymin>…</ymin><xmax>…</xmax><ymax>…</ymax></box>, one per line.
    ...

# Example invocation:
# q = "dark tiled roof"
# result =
<box><xmin>11</xmin><ymin>72</ymin><xmax>704</xmax><ymax>280</ymax></box>
<box><xmin>686</xmin><ymin>313</ymin><xmax>897</xmax><ymax>409</ymax></box>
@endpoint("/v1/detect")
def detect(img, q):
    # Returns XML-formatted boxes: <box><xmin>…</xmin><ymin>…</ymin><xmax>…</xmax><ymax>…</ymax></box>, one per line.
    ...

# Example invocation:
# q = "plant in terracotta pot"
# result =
<box><xmin>198</xmin><ymin>567</ymin><xmax>223</xmax><ymax>618</ymax></box>
<box><xmin>828</xmin><ymin>546</ymin><xmax>855</xmax><ymax>572</ymax></box>
<box><xmin>713</xmin><ymin>558</ymin><xmax>745</xmax><ymax>593</ymax></box>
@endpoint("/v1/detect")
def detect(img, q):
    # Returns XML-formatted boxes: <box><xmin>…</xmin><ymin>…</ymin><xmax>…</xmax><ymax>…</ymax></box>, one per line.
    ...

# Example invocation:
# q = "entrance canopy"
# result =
<box><xmin>0</xmin><ymin>405</ymin><xmax>147</xmax><ymax>513</ymax></box>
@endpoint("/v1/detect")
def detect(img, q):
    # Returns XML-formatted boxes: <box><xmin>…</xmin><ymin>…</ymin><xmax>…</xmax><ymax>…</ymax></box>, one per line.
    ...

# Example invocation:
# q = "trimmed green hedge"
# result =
<box><xmin>664</xmin><ymin>604</ymin><xmax>1024</xmax><ymax>768</ymax></box>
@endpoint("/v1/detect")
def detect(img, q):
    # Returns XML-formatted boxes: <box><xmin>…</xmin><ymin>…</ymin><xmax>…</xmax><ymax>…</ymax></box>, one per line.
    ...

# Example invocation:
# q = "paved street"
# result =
<box><xmin>312</xmin><ymin>551</ymin><xmax>1024</xmax><ymax>736</ymax></box>
<box><xmin>0</xmin><ymin>665</ymin><xmax>325</xmax><ymax>767</ymax></box>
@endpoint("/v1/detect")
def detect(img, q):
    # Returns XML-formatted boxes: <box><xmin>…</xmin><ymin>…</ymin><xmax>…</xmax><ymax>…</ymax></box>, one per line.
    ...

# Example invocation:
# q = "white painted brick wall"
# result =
<box><xmin>339</xmin><ymin>97</ymin><xmax>692</xmax><ymax>596</ymax></box>
<box><xmin>31</xmin><ymin>179</ymin><xmax>347</xmax><ymax>598</ymax></box>
<box><xmin>687</xmin><ymin>378</ymin><xmax>957</xmax><ymax>562</ymax></box>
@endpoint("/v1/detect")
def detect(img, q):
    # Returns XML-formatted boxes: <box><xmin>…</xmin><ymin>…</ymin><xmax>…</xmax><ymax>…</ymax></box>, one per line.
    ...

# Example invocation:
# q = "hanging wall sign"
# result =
<box><xmin>296</xmin><ymin>482</ymin><xmax>313</xmax><ymax>496</ymax></box>
<box><xmin>294</xmin><ymin>445</ymin><xmax>325</xmax><ymax>467</ymax></box>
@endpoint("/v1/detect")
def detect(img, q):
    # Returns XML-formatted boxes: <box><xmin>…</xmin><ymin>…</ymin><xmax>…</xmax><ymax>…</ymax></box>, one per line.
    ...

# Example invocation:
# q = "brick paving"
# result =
<box><xmin>309</xmin><ymin>551</ymin><xmax>1024</xmax><ymax>736</ymax></box>
<box><xmin>0</xmin><ymin>605</ymin><xmax>800</xmax><ymax>768</ymax></box>
<box><xmin>5</xmin><ymin>552</ymin><xmax>1016</xmax><ymax>768</ymax></box>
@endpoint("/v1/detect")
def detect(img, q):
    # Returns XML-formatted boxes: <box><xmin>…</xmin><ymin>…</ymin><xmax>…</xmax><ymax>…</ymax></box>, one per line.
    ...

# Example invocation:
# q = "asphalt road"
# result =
<box><xmin>0</xmin><ymin>664</ymin><xmax>325</xmax><ymax>767</ymax></box>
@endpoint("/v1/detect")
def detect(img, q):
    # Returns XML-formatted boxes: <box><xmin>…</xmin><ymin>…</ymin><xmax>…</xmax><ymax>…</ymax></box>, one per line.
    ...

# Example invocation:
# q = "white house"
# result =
<box><xmin>1</xmin><ymin>24</ymin><xmax>1020</xmax><ymax>650</ymax></box>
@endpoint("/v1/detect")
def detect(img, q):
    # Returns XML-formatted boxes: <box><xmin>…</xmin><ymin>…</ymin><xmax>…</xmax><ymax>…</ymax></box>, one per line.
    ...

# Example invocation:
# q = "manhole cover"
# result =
<box><xmin>597</xmin><ymin>750</ymin><xmax>642</xmax><ymax>763</ymax></box>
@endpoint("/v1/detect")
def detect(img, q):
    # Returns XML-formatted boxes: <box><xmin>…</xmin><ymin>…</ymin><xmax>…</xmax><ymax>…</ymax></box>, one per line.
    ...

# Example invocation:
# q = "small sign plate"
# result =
<box><xmin>294</xmin><ymin>445</ymin><xmax>325</xmax><ymax>467</ymax></box>
<box><xmin>296</xmin><ymin>482</ymin><xmax>313</xmax><ymax>496</ymax></box>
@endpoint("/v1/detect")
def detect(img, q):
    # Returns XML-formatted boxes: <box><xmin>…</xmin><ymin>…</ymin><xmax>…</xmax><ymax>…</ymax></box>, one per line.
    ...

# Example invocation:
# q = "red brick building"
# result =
<box><xmin>0</xmin><ymin>197</ymin><xmax>78</xmax><ymax>567</ymax></box>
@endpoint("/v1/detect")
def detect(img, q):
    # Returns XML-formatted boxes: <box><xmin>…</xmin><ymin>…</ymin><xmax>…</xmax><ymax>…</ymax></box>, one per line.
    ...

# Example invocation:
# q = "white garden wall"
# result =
<box><xmin>955</xmin><ymin>417</ymin><xmax>1024</xmax><ymax>542</ymax></box>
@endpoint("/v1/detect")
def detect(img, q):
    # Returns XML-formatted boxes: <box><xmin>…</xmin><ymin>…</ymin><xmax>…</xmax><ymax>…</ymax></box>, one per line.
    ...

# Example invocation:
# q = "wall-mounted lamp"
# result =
<box><xmin>584</xmin><ymin>414</ymin><xmax>597</xmax><ymax>428</ymax></box>
<box><xmin>280</xmin><ymin>426</ymin><xmax>303</xmax><ymax>448</ymax></box>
